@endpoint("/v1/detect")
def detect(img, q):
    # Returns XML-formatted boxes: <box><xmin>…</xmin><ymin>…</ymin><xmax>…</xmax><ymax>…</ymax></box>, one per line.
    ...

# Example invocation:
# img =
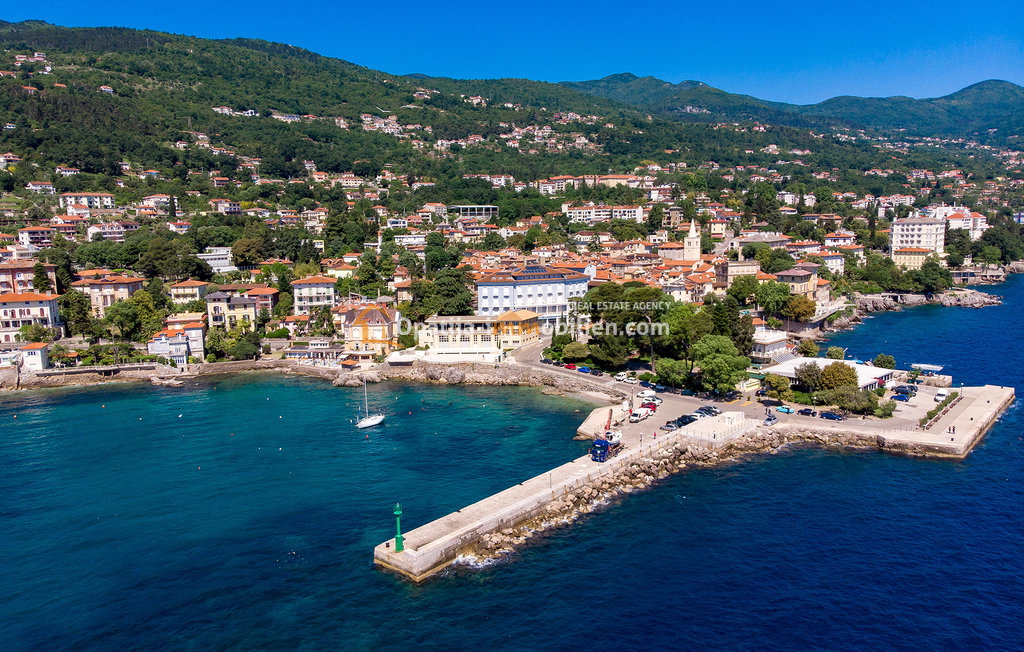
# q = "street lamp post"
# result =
<box><xmin>644</xmin><ymin>314</ymin><xmax>656</xmax><ymax>376</ymax></box>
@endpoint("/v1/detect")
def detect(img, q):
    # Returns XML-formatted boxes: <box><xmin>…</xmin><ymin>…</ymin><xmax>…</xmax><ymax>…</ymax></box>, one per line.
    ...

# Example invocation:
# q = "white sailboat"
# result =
<box><xmin>356</xmin><ymin>377</ymin><xmax>385</xmax><ymax>429</ymax></box>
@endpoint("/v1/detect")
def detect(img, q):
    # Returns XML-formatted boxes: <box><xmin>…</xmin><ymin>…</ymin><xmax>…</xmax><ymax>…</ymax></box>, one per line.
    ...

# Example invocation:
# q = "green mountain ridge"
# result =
<box><xmin>0</xmin><ymin>19</ymin><xmax>1014</xmax><ymax>189</ymax></box>
<box><xmin>561</xmin><ymin>73</ymin><xmax>1024</xmax><ymax>140</ymax></box>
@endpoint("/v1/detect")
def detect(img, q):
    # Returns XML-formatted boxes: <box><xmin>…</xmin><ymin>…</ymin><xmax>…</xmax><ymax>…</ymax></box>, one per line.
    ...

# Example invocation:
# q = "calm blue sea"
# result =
<box><xmin>2</xmin><ymin>275</ymin><xmax>1023</xmax><ymax>650</ymax></box>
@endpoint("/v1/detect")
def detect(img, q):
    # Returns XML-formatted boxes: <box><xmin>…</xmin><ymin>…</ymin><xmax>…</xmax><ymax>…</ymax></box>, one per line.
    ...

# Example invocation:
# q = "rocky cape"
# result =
<box><xmin>826</xmin><ymin>287</ymin><xmax>1002</xmax><ymax>332</ymax></box>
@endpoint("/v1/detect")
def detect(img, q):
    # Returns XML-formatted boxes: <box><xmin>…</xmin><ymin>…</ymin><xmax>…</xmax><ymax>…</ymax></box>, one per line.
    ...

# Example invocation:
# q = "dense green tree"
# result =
<box><xmin>658</xmin><ymin>302</ymin><xmax>713</xmax><ymax>370</ymax></box>
<box><xmin>308</xmin><ymin>305</ymin><xmax>336</xmax><ymax>336</ymax></box>
<box><xmin>783</xmin><ymin>295</ymin><xmax>816</xmax><ymax>322</ymax></box>
<box><xmin>561</xmin><ymin>341</ymin><xmax>590</xmax><ymax>362</ymax></box>
<box><xmin>912</xmin><ymin>260</ymin><xmax>952</xmax><ymax>293</ymax></box>
<box><xmin>815</xmin><ymin>386</ymin><xmax>879</xmax><ymax>414</ymax></box>
<box><xmin>727</xmin><ymin>275</ymin><xmax>759</xmax><ymax>305</ymax></box>
<box><xmin>692</xmin><ymin>335</ymin><xmax>750</xmax><ymax>393</ymax></box>
<box><xmin>227</xmin><ymin>340</ymin><xmax>259</xmax><ymax>360</ymax></box>
<box><xmin>796</xmin><ymin>339</ymin><xmax>819</xmax><ymax>357</ymax></box>
<box><xmin>588</xmin><ymin>332</ymin><xmax>632</xmax><ymax>369</ymax></box>
<box><xmin>819</xmin><ymin>361</ymin><xmax>858</xmax><ymax>390</ymax></box>
<box><xmin>32</xmin><ymin>262</ymin><xmax>54</xmax><ymax>293</ymax></box>
<box><xmin>655</xmin><ymin>357</ymin><xmax>690</xmax><ymax>387</ymax></box>
<box><xmin>104</xmin><ymin>299</ymin><xmax>141</xmax><ymax>342</ymax></box>
<box><xmin>273</xmin><ymin>291</ymin><xmax>293</xmax><ymax>318</ymax></box>
<box><xmin>763</xmin><ymin>373</ymin><xmax>793</xmax><ymax>401</ymax></box>
<box><xmin>58</xmin><ymin>290</ymin><xmax>94</xmax><ymax>336</ymax></box>
<box><xmin>481</xmin><ymin>231</ymin><xmax>506</xmax><ymax>251</ymax></box>
<box><xmin>794</xmin><ymin>361</ymin><xmax>822</xmax><ymax>391</ymax></box>
<box><xmin>826</xmin><ymin>346</ymin><xmax>845</xmax><ymax>359</ymax></box>
<box><xmin>231</xmin><ymin>238</ymin><xmax>264</xmax><ymax>268</ymax></box>
<box><xmin>872</xmin><ymin>353</ymin><xmax>896</xmax><ymax>369</ymax></box>
<box><xmin>18</xmin><ymin>323</ymin><xmax>55</xmax><ymax>343</ymax></box>
<box><xmin>755</xmin><ymin>281</ymin><xmax>792</xmax><ymax>316</ymax></box>
<box><xmin>429</xmin><ymin>268</ymin><xmax>474</xmax><ymax>316</ymax></box>
<box><xmin>356</xmin><ymin>251</ymin><xmax>383</xmax><ymax>296</ymax></box>
<box><xmin>705</xmin><ymin>295</ymin><xmax>740</xmax><ymax>338</ymax></box>
<box><xmin>732</xmin><ymin>314</ymin><xmax>755</xmax><ymax>356</ymax></box>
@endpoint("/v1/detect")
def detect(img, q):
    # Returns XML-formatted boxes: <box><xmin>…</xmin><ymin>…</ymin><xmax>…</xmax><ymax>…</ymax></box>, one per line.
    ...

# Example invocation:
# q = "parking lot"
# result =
<box><xmin>515</xmin><ymin>340</ymin><xmax>952</xmax><ymax>432</ymax></box>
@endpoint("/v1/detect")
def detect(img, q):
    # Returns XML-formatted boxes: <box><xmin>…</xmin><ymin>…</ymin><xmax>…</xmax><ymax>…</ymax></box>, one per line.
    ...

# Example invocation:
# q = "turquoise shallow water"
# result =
<box><xmin>2</xmin><ymin>275</ymin><xmax>1023</xmax><ymax>650</ymax></box>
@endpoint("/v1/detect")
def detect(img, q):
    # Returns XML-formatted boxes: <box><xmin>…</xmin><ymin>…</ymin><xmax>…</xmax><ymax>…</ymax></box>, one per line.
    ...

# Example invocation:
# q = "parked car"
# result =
<box><xmin>614</xmin><ymin>372</ymin><xmax>628</xmax><ymax>382</ymax></box>
<box><xmin>640</xmin><ymin>402</ymin><xmax>659</xmax><ymax>412</ymax></box>
<box><xmin>564</xmin><ymin>363</ymin><xmax>577</xmax><ymax>370</ymax></box>
<box><xmin>820</xmin><ymin>411</ymin><xmax>845</xmax><ymax>421</ymax></box>
<box><xmin>577</xmin><ymin>366</ymin><xmax>591</xmax><ymax>373</ymax></box>
<box><xmin>776</xmin><ymin>405</ymin><xmax>795</xmax><ymax>414</ymax></box>
<box><xmin>624</xmin><ymin>377</ymin><xmax>638</xmax><ymax>385</ymax></box>
<box><xmin>894</xmin><ymin>386</ymin><xmax>917</xmax><ymax>396</ymax></box>
<box><xmin>755</xmin><ymin>389</ymin><xmax>768</xmax><ymax>397</ymax></box>
<box><xmin>764</xmin><ymin>415</ymin><xmax>779</xmax><ymax>426</ymax></box>
<box><xmin>696</xmin><ymin>406</ymin><xmax>721</xmax><ymax>417</ymax></box>
<box><xmin>660</xmin><ymin>421</ymin><xmax>679</xmax><ymax>431</ymax></box>
<box><xmin>629</xmin><ymin>407</ymin><xmax>652</xmax><ymax>423</ymax></box>
<box><xmin>680</xmin><ymin>389</ymin><xmax>696</xmax><ymax>396</ymax></box>
<box><xmin>540</xmin><ymin>358</ymin><xmax>554</xmax><ymax>365</ymax></box>
<box><xmin>675</xmin><ymin>415</ymin><xmax>699</xmax><ymax>427</ymax></box>
<box><xmin>653</xmin><ymin>384</ymin><xmax>667</xmax><ymax>392</ymax></box>
<box><xmin>639</xmin><ymin>380</ymin><xmax>652</xmax><ymax>388</ymax></box>
<box><xmin>892</xmin><ymin>394</ymin><xmax>910</xmax><ymax>402</ymax></box>
<box><xmin>589</xmin><ymin>369</ymin><xmax>604</xmax><ymax>376</ymax></box>
<box><xmin>797</xmin><ymin>408</ymin><xmax>817</xmax><ymax>417</ymax></box>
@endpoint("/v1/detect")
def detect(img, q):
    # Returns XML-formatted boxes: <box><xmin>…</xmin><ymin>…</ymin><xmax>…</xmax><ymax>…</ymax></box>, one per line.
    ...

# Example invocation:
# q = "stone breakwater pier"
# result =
<box><xmin>373</xmin><ymin>384</ymin><xmax>1014</xmax><ymax>582</ymax></box>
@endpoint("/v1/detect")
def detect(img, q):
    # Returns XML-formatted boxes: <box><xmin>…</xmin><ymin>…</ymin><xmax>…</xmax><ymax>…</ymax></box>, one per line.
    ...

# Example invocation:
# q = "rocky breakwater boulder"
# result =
<box><xmin>855</xmin><ymin>294</ymin><xmax>901</xmax><ymax>313</ymax></box>
<box><xmin>1005</xmin><ymin>261</ymin><xmax>1024</xmax><ymax>274</ymax></box>
<box><xmin>938</xmin><ymin>289</ymin><xmax>1001</xmax><ymax>308</ymax></box>
<box><xmin>370</xmin><ymin>361</ymin><xmax>625</xmax><ymax>401</ymax></box>
<box><xmin>331</xmin><ymin>369</ymin><xmax>386</xmax><ymax>387</ymax></box>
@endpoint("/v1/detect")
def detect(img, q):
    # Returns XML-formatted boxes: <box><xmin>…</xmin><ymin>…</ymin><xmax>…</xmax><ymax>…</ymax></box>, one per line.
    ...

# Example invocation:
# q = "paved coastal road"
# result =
<box><xmin>510</xmin><ymin>338</ymin><xmax>934</xmax><ymax>433</ymax></box>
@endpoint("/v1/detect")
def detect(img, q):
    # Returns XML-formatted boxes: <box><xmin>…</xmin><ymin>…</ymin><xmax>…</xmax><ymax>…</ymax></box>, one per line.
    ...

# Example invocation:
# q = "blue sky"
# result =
<box><xmin>3</xmin><ymin>1</ymin><xmax>1022</xmax><ymax>104</ymax></box>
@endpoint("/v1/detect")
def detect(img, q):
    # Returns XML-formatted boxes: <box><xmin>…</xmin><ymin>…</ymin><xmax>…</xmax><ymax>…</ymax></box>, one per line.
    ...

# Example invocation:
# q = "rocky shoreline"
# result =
<box><xmin>825</xmin><ymin>287</ymin><xmax>1002</xmax><ymax>333</ymax></box>
<box><xmin>1</xmin><ymin>357</ymin><xmax>627</xmax><ymax>410</ymax></box>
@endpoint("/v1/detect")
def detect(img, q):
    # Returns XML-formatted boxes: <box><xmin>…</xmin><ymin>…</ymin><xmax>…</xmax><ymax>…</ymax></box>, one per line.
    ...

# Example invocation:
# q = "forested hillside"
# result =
<box><xmin>0</xmin><ymin>19</ymin><xmax>1014</xmax><ymax>191</ymax></box>
<box><xmin>561</xmin><ymin>73</ymin><xmax>1024</xmax><ymax>144</ymax></box>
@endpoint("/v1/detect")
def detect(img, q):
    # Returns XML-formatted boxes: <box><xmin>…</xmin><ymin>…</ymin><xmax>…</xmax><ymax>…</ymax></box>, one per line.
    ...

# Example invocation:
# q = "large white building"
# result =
<box><xmin>943</xmin><ymin>211</ymin><xmax>990</xmax><ymax>241</ymax></box>
<box><xmin>475</xmin><ymin>265</ymin><xmax>589</xmax><ymax>324</ymax></box>
<box><xmin>59</xmin><ymin>192</ymin><xmax>115</xmax><ymax>209</ymax></box>
<box><xmin>291</xmin><ymin>275</ymin><xmax>339</xmax><ymax>315</ymax></box>
<box><xmin>889</xmin><ymin>217</ymin><xmax>945</xmax><ymax>258</ymax></box>
<box><xmin>0</xmin><ymin>291</ymin><xmax>62</xmax><ymax>344</ymax></box>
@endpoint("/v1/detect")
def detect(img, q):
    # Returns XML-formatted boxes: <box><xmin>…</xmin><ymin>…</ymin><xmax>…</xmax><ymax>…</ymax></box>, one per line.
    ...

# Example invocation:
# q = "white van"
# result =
<box><xmin>934</xmin><ymin>388</ymin><xmax>949</xmax><ymax>402</ymax></box>
<box><xmin>629</xmin><ymin>407</ymin><xmax>652</xmax><ymax>423</ymax></box>
<box><xmin>637</xmin><ymin>389</ymin><xmax>657</xmax><ymax>399</ymax></box>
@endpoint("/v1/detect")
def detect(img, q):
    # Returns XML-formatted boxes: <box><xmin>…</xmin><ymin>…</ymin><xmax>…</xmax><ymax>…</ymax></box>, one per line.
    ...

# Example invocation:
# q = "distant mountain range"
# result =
<box><xmin>560</xmin><ymin>73</ymin><xmax>1024</xmax><ymax>139</ymax></box>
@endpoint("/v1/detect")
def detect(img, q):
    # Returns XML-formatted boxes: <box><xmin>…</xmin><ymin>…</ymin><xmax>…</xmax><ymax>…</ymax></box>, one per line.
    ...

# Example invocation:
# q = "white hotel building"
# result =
<box><xmin>889</xmin><ymin>217</ymin><xmax>945</xmax><ymax>257</ymax></box>
<box><xmin>475</xmin><ymin>265</ymin><xmax>589</xmax><ymax>325</ymax></box>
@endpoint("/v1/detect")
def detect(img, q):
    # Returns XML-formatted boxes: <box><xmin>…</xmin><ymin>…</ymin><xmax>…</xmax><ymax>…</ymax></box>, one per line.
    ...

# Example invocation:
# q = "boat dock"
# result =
<box><xmin>373</xmin><ymin>384</ymin><xmax>1015</xmax><ymax>582</ymax></box>
<box><xmin>373</xmin><ymin>409</ymin><xmax>760</xmax><ymax>582</ymax></box>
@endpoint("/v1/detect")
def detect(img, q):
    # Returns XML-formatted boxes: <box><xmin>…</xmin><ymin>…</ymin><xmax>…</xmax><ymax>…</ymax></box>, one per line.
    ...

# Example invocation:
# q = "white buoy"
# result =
<box><xmin>178</xmin><ymin>414</ymin><xmax>183</xmax><ymax>418</ymax></box>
